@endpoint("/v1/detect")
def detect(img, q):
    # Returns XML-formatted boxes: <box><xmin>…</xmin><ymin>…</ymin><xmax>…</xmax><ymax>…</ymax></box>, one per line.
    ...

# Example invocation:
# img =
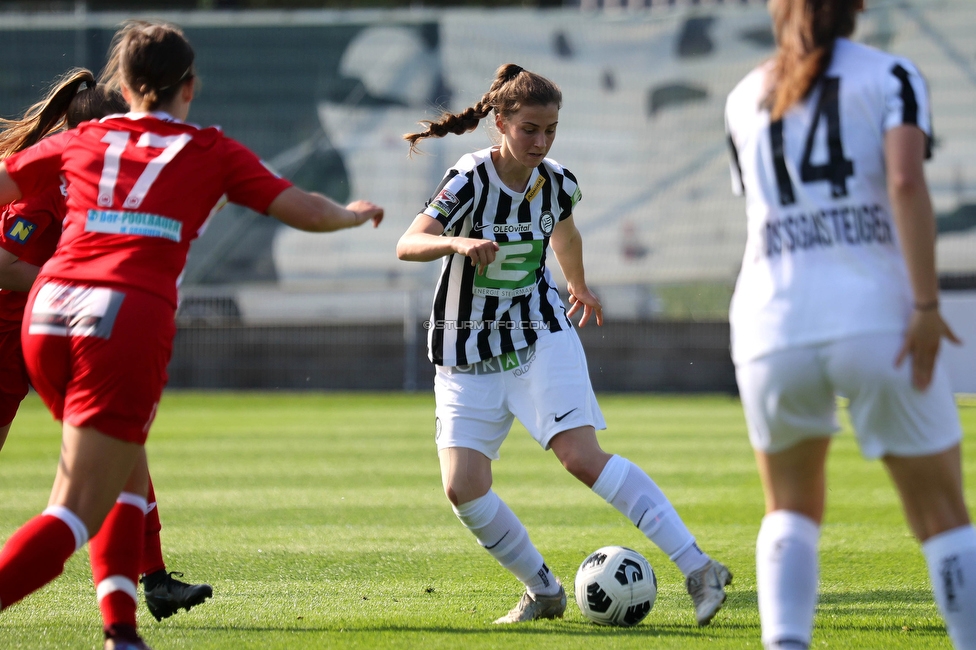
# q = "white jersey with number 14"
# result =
<box><xmin>725</xmin><ymin>38</ymin><xmax>931</xmax><ymax>364</ymax></box>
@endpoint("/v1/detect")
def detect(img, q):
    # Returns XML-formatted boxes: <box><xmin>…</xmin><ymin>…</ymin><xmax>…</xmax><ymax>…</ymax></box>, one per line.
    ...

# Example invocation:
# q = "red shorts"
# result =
<box><xmin>22</xmin><ymin>281</ymin><xmax>176</xmax><ymax>444</ymax></box>
<box><xmin>0</xmin><ymin>326</ymin><xmax>30</xmax><ymax>427</ymax></box>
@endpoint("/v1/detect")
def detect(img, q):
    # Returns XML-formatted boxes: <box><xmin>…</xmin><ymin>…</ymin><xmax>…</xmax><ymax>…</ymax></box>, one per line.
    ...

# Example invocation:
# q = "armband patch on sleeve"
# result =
<box><xmin>571</xmin><ymin>187</ymin><xmax>582</xmax><ymax>207</ymax></box>
<box><xmin>6</xmin><ymin>218</ymin><xmax>37</xmax><ymax>243</ymax></box>
<box><xmin>429</xmin><ymin>188</ymin><xmax>459</xmax><ymax>217</ymax></box>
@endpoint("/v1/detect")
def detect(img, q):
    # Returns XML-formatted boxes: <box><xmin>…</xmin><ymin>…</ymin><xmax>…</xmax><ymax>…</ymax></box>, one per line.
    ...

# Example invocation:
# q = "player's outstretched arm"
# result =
<box><xmin>887</xmin><ymin>125</ymin><xmax>959</xmax><ymax>389</ymax></box>
<box><xmin>396</xmin><ymin>214</ymin><xmax>499</xmax><ymax>273</ymax></box>
<box><xmin>550</xmin><ymin>215</ymin><xmax>602</xmax><ymax>327</ymax></box>
<box><xmin>267</xmin><ymin>186</ymin><xmax>383</xmax><ymax>232</ymax></box>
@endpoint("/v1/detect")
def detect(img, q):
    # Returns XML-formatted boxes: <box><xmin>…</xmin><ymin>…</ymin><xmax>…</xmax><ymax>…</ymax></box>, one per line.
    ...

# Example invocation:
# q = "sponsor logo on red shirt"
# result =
<box><xmin>6</xmin><ymin>218</ymin><xmax>36</xmax><ymax>243</ymax></box>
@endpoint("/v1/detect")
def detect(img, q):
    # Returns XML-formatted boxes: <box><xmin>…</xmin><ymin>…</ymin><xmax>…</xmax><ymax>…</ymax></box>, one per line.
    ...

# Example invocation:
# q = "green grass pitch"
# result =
<box><xmin>0</xmin><ymin>391</ymin><xmax>973</xmax><ymax>649</ymax></box>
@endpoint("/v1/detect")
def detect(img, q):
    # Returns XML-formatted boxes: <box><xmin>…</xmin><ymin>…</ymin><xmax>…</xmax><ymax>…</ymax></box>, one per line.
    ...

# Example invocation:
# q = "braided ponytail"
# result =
<box><xmin>404</xmin><ymin>63</ymin><xmax>561</xmax><ymax>155</ymax></box>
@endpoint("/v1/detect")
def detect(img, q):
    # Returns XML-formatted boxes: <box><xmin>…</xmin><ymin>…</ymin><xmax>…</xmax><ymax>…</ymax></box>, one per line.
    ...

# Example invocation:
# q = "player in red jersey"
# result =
<box><xmin>0</xmin><ymin>21</ymin><xmax>383</xmax><ymax>650</ymax></box>
<box><xmin>0</xmin><ymin>73</ymin><xmax>214</xmax><ymax>623</ymax></box>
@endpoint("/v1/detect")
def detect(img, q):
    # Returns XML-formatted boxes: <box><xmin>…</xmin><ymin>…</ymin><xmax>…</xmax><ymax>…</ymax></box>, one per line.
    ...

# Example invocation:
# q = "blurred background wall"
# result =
<box><xmin>1</xmin><ymin>0</ymin><xmax>973</xmax><ymax>391</ymax></box>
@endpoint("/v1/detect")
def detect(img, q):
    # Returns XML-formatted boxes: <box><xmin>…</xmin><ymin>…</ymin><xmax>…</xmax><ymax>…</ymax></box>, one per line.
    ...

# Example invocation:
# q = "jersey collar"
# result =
<box><xmin>485</xmin><ymin>146</ymin><xmax>540</xmax><ymax>199</ymax></box>
<box><xmin>117</xmin><ymin>111</ymin><xmax>203</xmax><ymax>130</ymax></box>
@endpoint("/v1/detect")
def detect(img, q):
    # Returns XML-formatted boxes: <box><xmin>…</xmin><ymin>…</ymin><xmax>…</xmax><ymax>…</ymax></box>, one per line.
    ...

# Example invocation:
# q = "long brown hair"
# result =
<box><xmin>66</xmin><ymin>86</ymin><xmax>129</xmax><ymax>129</ymax></box>
<box><xmin>0</xmin><ymin>68</ymin><xmax>95</xmax><ymax>161</ymax></box>
<box><xmin>100</xmin><ymin>20</ymin><xmax>195</xmax><ymax>111</ymax></box>
<box><xmin>764</xmin><ymin>0</ymin><xmax>861</xmax><ymax>120</ymax></box>
<box><xmin>404</xmin><ymin>63</ymin><xmax>562</xmax><ymax>155</ymax></box>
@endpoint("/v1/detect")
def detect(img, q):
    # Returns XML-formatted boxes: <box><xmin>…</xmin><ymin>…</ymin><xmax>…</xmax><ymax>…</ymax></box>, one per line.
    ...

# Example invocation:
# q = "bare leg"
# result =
<box><xmin>0</xmin><ymin>424</ymin><xmax>145</xmax><ymax>611</ymax></box>
<box><xmin>754</xmin><ymin>438</ymin><xmax>831</xmax><ymax>650</ymax></box>
<box><xmin>439</xmin><ymin>446</ymin><xmax>562</xmax><ymax>611</ymax></box>
<box><xmin>49</xmin><ymin>424</ymin><xmax>146</xmax><ymax>534</ymax></box>
<box><xmin>0</xmin><ymin>423</ymin><xmax>11</xmax><ymax>452</ymax></box>
<box><xmin>884</xmin><ymin>444</ymin><xmax>976</xmax><ymax>649</ymax></box>
<box><xmin>754</xmin><ymin>437</ymin><xmax>831</xmax><ymax>522</ymax></box>
<box><xmin>438</xmin><ymin>446</ymin><xmax>493</xmax><ymax>506</ymax></box>
<box><xmin>548</xmin><ymin>425</ymin><xmax>610</xmax><ymax>487</ymax></box>
<box><xmin>883</xmin><ymin>445</ymin><xmax>969</xmax><ymax>541</ymax></box>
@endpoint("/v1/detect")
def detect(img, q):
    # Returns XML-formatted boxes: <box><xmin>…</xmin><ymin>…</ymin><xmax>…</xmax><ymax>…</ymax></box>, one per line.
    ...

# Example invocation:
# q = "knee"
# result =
<box><xmin>443</xmin><ymin>476</ymin><xmax>491</xmax><ymax>508</ymax></box>
<box><xmin>444</xmin><ymin>484</ymin><xmax>462</xmax><ymax>508</ymax></box>
<box><xmin>558</xmin><ymin>448</ymin><xmax>610</xmax><ymax>488</ymax></box>
<box><xmin>557</xmin><ymin>449</ymin><xmax>585</xmax><ymax>478</ymax></box>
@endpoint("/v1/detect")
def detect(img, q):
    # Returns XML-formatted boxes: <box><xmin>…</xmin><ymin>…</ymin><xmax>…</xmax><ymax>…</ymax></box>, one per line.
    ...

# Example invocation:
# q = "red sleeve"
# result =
<box><xmin>0</xmin><ymin>186</ymin><xmax>63</xmax><ymax>265</ymax></box>
<box><xmin>221</xmin><ymin>137</ymin><xmax>293</xmax><ymax>215</ymax></box>
<box><xmin>4</xmin><ymin>130</ymin><xmax>74</xmax><ymax>198</ymax></box>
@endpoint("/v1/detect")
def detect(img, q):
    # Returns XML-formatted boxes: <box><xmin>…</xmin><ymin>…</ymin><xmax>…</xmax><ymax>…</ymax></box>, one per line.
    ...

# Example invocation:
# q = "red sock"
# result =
<box><xmin>0</xmin><ymin>510</ymin><xmax>82</xmax><ymax>609</ymax></box>
<box><xmin>90</xmin><ymin>495</ymin><xmax>145</xmax><ymax>631</ymax></box>
<box><xmin>141</xmin><ymin>477</ymin><xmax>165</xmax><ymax>576</ymax></box>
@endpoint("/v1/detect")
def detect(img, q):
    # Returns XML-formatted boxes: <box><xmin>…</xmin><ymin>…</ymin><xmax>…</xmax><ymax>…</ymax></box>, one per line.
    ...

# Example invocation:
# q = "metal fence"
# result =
<box><xmin>168</xmin><ymin>320</ymin><xmax>737</xmax><ymax>392</ymax></box>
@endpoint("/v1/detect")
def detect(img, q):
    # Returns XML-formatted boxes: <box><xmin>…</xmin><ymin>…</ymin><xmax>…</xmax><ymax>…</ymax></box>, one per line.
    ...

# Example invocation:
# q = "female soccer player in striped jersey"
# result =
<box><xmin>0</xmin><ymin>72</ymin><xmax>212</xmax><ymax>624</ymax></box>
<box><xmin>0</xmin><ymin>21</ymin><xmax>382</xmax><ymax>650</ymax></box>
<box><xmin>398</xmin><ymin>63</ymin><xmax>731</xmax><ymax>626</ymax></box>
<box><xmin>724</xmin><ymin>0</ymin><xmax>975</xmax><ymax>647</ymax></box>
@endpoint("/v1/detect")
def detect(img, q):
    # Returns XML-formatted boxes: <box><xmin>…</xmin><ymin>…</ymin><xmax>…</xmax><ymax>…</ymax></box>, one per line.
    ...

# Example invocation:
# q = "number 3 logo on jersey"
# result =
<box><xmin>473</xmin><ymin>240</ymin><xmax>543</xmax><ymax>298</ymax></box>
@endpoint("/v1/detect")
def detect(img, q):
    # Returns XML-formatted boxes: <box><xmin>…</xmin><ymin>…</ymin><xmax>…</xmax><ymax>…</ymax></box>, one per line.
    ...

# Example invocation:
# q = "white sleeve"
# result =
<box><xmin>423</xmin><ymin>169</ymin><xmax>473</xmax><ymax>231</ymax></box>
<box><xmin>725</xmin><ymin>105</ymin><xmax>745</xmax><ymax>196</ymax></box>
<box><xmin>883</xmin><ymin>59</ymin><xmax>932</xmax><ymax>141</ymax></box>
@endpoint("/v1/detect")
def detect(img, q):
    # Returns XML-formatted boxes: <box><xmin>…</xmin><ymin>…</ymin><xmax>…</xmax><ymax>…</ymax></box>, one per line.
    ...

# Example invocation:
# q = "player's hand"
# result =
<box><xmin>566</xmin><ymin>283</ymin><xmax>603</xmax><ymax>327</ymax></box>
<box><xmin>895</xmin><ymin>309</ymin><xmax>960</xmax><ymax>390</ymax></box>
<box><xmin>454</xmin><ymin>239</ymin><xmax>499</xmax><ymax>275</ymax></box>
<box><xmin>348</xmin><ymin>200</ymin><xmax>384</xmax><ymax>228</ymax></box>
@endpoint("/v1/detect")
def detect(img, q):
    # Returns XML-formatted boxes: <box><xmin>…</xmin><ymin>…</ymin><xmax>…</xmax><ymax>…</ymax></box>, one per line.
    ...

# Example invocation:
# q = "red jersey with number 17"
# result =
<box><xmin>4</xmin><ymin>112</ymin><xmax>292</xmax><ymax>308</ymax></box>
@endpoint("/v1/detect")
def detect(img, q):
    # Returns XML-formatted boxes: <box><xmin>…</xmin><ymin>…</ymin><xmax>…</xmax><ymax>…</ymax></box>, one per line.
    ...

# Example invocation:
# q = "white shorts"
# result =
<box><xmin>735</xmin><ymin>332</ymin><xmax>962</xmax><ymax>459</ymax></box>
<box><xmin>434</xmin><ymin>329</ymin><xmax>606</xmax><ymax>460</ymax></box>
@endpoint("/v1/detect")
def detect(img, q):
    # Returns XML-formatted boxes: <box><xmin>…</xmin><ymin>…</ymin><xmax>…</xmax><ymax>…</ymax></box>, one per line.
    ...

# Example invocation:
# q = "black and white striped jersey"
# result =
<box><xmin>420</xmin><ymin>147</ymin><xmax>580</xmax><ymax>367</ymax></box>
<box><xmin>725</xmin><ymin>38</ymin><xmax>931</xmax><ymax>364</ymax></box>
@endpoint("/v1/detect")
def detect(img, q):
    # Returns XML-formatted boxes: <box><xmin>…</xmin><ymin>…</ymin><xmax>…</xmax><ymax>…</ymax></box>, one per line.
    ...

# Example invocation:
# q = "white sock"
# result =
<box><xmin>592</xmin><ymin>454</ymin><xmax>708</xmax><ymax>577</ymax></box>
<box><xmin>41</xmin><ymin>505</ymin><xmax>89</xmax><ymax>551</ymax></box>
<box><xmin>766</xmin><ymin>642</ymin><xmax>808</xmax><ymax>650</ymax></box>
<box><xmin>453</xmin><ymin>491</ymin><xmax>559</xmax><ymax>597</ymax></box>
<box><xmin>756</xmin><ymin>510</ymin><xmax>819</xmax><ymax>649</ymax></box>
<box><xmin>922</xmin><ymin>524</ymin><xmax>976</xmax><ymax>649</ymax></box>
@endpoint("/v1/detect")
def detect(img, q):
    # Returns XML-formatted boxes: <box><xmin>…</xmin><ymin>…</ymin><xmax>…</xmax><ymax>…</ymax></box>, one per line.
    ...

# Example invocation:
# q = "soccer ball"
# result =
<box><xmin>574</xmin><ymin>546</ymin><xmax>657</xmax><ymax>626</ymax></box>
